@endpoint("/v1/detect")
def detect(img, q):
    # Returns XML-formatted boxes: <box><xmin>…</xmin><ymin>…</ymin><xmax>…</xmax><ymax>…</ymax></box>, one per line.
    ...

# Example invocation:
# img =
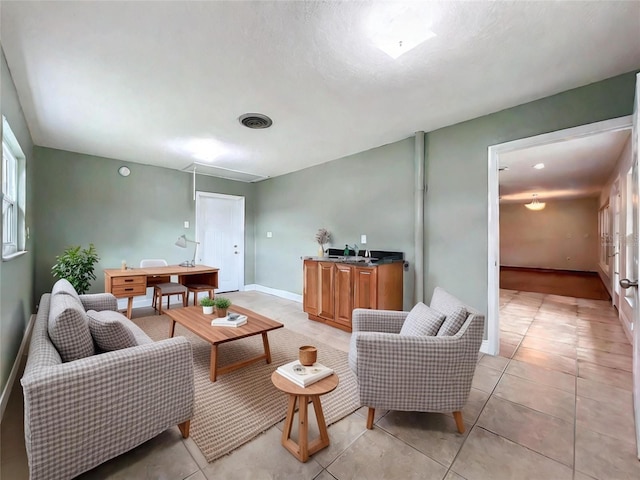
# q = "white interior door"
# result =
<box><xmin>631</xmin><ymin>73</ymin><xmax>640</xmax><ymax>460</ymax></box>
<box><xmin>620</xmin><ymin>73</ymin><xmax>640</xmax><ymax>459</ymax></box>
<box><xmin>196</xmin><ymin>191</ymin><xmax>245</xmax><ymax>293</ymax></box>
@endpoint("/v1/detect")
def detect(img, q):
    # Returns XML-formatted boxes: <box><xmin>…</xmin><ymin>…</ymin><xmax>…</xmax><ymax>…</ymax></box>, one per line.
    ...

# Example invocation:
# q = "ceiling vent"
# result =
<box><xmin>239</xmin><ymin>113</ymin><xmax>273</xmax><ymax>129</ymax></box>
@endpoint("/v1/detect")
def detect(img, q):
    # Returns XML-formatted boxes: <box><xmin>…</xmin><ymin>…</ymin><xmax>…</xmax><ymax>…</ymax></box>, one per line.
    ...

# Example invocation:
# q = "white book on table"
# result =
<box><xmin>211</xmin><ymin>314</ymin><xmax>247</xmax><ymax>327</ymax></box>
<box><xmin>276</xmin><ymin>360</ymin><xmax>334</xmax><ymax>387</ymax></box>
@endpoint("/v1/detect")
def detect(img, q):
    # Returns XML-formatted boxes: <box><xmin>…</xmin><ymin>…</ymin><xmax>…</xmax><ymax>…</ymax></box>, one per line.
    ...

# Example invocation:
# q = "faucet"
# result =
<box><xmin>350</xmin><ymin>244</ymin><xmax>359</xmax><ymax>257</ymax></box>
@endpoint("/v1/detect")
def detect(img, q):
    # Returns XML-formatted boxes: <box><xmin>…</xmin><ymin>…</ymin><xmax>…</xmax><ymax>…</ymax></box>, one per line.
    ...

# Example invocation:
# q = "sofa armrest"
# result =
<box><xmin>352</xmin><ymin>308</ymin><xmax>408</xmax><ymax>334</ymax></box>
<box><xmin>21</xmin><ymin>337</ymin><xmax>194</xmax><ymax>480</ymax></box>
<box><xmin>79</xmin><ymin>293</ymin><xmax>118</xmax><ymax>311</ymax></box>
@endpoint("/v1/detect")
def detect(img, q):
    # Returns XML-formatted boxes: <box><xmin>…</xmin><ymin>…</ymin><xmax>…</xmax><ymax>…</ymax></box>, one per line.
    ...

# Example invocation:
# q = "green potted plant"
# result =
<box><xmin>199</xmin><ymin>296</ymin><xmax>215</xmax><ymax>315</ymax></box>
<box><xmin>51</xmin><ymin>243</ymin><xmax>100</xmax><ymax>294</ymax></box>
<box><xmin>213</xmin><ymin>296</ymin><xmax>232</xmax><ymax>317</ymax></box>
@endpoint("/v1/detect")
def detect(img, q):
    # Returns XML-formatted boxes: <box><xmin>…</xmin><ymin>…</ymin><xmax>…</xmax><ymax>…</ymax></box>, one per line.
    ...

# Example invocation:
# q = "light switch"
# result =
<box><xmin>361</xmin><ymin>234</ymin><xmax>367</xmax><ymax>244</ymax></box>
<box><xmin>184</xmin><ymin>221</ymin><xmax>190</xmax><ymax>229</ymax></box>
<box><xmin>267</xmin><ymin>231</ymin><xmax>273</xmax><ymax>238</ymax></box>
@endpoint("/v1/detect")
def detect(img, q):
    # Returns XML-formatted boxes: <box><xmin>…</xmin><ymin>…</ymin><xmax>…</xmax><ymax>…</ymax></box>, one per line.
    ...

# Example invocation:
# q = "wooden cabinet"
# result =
<box><xmin>317</xmin><ymin>262</ymin><xmax>335</xmax><ymax>321</ymax></box>
<box><xmin>303</xmin><ymin>260</ymin><xmax>403</xmax><ymax>332</ymax></box>
<box><xmin>302</xmin><ymin>260</ymin><xmax>319</xmax><ymax>316</ymax></box>
<box><xmin>109</xmin><ymin>275</ymin><xmax>147</xmax><ymax>298</ymax></box>
<box><xmin>334</xmin><ymin>264</ymin><xmax>353</xmax><ymax>328</ymax></box>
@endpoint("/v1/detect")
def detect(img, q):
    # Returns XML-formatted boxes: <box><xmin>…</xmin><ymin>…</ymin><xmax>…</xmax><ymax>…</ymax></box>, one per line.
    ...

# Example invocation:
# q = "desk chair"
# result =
<box><xmin>185</xmin><ymin>283</ymin><xmax>215</xmax><ymax>306</ymax></box>
<box><xmin>140</xmin><ymin>259</ymin><xmax>187</xmax><ymax>315</ymax></box>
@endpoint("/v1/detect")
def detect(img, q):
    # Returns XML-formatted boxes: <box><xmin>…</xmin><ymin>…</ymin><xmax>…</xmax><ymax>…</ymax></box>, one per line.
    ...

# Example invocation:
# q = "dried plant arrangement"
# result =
<box><xmin>315</xmin><ymin>228</ymin><xmax>331</xmax><ymax>246</ymax></box>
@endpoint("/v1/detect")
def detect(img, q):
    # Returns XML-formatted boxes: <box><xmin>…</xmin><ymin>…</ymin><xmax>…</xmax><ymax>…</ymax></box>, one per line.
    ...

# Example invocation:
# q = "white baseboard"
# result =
<box><xmin>1</xmin><ymin>313</ymin><xmax>35</xmax><ymax>421</ymax></box>
<box><xmin>244</xmin><ymin>284</ymin><xmax>302</xmax><ymax>303</ymax></box>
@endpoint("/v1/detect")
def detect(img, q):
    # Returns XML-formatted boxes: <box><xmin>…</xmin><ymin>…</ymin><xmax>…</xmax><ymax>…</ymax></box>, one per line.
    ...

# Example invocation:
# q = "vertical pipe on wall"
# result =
<box><xmin>415</xmin><ymin>131</ymin><xmax>425</xmax><ymax>304</ymax></box>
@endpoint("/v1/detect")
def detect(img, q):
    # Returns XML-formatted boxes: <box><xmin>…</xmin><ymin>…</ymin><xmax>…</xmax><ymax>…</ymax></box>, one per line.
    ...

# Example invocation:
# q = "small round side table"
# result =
<box><xmin>271</xmin><ymin>371</ymin><xmax>339</xmax><ymax>463</ymax></box>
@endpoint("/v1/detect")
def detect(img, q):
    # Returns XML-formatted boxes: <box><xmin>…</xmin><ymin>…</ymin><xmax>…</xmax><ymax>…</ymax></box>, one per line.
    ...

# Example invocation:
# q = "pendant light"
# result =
<box><xmin>524</xmin><ymin>194</ymin><xmax>546</xmax><ymax>211</ymax></box>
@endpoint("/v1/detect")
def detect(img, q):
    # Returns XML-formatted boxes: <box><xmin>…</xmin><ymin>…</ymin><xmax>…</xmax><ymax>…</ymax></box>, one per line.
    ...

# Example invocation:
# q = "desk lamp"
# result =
<box><xmin>175</xmin><ymin>235</ymin><xmax>200</xmax><ymax>267</ymax></box>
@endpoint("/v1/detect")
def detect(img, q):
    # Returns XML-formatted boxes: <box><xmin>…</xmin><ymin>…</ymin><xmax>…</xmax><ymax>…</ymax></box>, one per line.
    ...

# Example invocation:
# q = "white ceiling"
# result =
<box><xmin>1</xmin><ymin>1</ymin><xmax>639</xmax><ymax>184</ymax></box>
<box><xmin>498</xmin><ymin>128</ymin><xmax>631</xmax><ymax>203</ymax></box>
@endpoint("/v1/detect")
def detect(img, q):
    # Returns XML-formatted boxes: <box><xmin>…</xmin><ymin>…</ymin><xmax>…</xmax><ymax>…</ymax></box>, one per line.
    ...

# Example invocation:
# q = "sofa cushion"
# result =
<box><xmin>51</xmin><ymin>278</ymin><xmax>81</xmax><ymax>303</ymax></box>
<box><xmin>430</xmin><ymin>287</ymin><xmax>466</xmax><ymax>318</ymax></box>
<box><xmin>436</xmin><ymin>306</ymin><xmax>468</xmax><ymax>336</ymax></box>
<box><xmin>399</xmin><ymin>302</ymin><xmax>446</xmax><ymax>336</ymax></box>
<box><xmin>48</xmin><ymin>293</ymin><xmax>95</xmax><ymax>362</ymax></box>
<box><xmin>87</xmin><ymin>310</ymin><xmax>152</xmax><ymax>351</ymax></box>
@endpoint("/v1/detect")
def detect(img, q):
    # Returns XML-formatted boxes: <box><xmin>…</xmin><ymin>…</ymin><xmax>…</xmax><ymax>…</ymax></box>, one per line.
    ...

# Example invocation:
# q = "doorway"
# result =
<box><xmin>195</xmin><ymin>191</ymin><xmax>245</xmax><ymax>293</ymax></box>
<box><xmin>487</xmin><ymin>115</ymin><xmax>633</xmax><ymax>355</ymax></box>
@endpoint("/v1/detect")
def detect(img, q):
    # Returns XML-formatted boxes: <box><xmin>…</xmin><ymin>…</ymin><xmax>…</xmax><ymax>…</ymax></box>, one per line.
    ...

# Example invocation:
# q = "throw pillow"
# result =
<box><xmin>48</xmin><ymin>293</ymin><xmax>95</xmax><ymax>362</ymax></box>
<box><xmin>399</xmin><ymin>302</ymin><xmax>446</xmax><ymax>336</ymax></box>
<box><xmin>51</xmin><ymin>278</ymin><xmax>81</xmax><ymax>303</ymax></box>
<box><xmin>437</xmin><ymin>306</ymin><xmax>468</xmax><ymax>336</ymax></box>
<box><xmin>87</xmin><ymin>310</ymin><xmax>138</xmax><ymax>352</ymax></box>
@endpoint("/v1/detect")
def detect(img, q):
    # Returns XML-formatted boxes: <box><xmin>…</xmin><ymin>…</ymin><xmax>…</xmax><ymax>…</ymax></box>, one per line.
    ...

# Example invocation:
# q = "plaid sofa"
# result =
<box><xmin>21</xmin><ymin>291</ymin><xmax>194</xmax><ymax>480</ymax></box>
<box><xmin>348</xmin><ymin>287</ymin><xmax>484</xmax><ymax>427</ymax></box>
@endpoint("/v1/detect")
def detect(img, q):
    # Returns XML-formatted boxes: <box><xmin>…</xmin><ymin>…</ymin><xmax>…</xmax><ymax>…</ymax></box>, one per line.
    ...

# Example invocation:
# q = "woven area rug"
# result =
<box><xmin>132</xmin><ymin>314</ymin><xmax>360</xmax><ymax>463</ymax></box>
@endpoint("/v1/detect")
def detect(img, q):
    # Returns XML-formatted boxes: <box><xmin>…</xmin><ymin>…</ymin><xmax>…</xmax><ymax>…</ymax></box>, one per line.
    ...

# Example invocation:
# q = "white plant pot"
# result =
<box><xmin>202</xmin><ymin>306</ymin><xmax>214</xmax><ymax>315</ymax></box>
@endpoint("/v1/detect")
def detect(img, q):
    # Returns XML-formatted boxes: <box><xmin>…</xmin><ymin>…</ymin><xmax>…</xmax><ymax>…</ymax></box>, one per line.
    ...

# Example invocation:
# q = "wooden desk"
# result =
<box><xmin>104</xmin><ymin>265</ymin><xmax>219</xmax><ymax>318</ymax></box>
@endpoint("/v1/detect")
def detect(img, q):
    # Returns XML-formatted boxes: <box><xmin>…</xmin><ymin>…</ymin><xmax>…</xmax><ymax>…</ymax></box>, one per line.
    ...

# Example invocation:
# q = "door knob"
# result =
<box><xmin>619</xmin><ymin>278</ymin><xmax>638</xmax><ymax>289</ymax></box>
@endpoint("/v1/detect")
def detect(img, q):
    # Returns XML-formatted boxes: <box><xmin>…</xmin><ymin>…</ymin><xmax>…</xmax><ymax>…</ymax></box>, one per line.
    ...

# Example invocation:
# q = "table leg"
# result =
<box><xmin>169</xmin><ymin>318</ymin><xmax>176</xmax><ymax>338</ymax></box>
<box><xmin>262</xmin><ymin>332</ymin><xmax>272</xmax><ymax>364</ymax></box>
<box><xmin>282</xmin><ymin>395</ymin><xmax>297</xmax><ymax>446</ymax></box>
<box><xmin>298</xmin><ymin>395</ymin><xmax>309</xmax><ymax>462</ymax></box>
<box><xmin>310</xmin><ymin>395</ymin><xmax>330</xmax><ymax>451</ymax></box>
<box><xmin>210</xmin><ymin>344</ymin><xmax>218</xmax><ymax>382</ymax></box>
<box><xmin>126</xmin><ymin>297</ymin><xmax>134</xmax><ymax>319</ymax></box>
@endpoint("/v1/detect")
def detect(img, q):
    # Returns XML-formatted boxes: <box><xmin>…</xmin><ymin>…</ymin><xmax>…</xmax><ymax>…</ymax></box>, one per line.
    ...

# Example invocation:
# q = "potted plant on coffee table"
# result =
<box><xmin>199</xmin><ymin>297</ymin><xmax>215</xmax><ymax>315</ymax></box>
<box><xmin>213</xmin><ymin>296</ymin><xmax>232</xmax><ymax>318</ymax></box>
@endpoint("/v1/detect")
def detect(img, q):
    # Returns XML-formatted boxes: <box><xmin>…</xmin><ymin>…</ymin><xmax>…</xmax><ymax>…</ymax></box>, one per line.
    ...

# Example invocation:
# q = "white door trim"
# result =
<box><xmin>487</xmin><ymin>115</ymin><xmax>632</xmax><ymax>356</ymax></box>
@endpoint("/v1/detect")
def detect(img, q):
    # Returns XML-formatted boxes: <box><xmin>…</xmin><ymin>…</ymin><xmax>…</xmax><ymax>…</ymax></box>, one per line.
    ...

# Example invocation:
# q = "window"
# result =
<box><xmin>2</xmin><ymin>116</ymin><xmax>26</xmax><ymax>259</ymax></box>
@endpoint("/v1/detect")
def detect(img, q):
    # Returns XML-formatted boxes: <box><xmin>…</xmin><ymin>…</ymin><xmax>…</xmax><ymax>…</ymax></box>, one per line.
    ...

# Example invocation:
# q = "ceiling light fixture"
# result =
<box><xmin>366</xmin><ymin>4</ymin><xmax>436</xmax><ymax>59</ymax></box>
<box><xmin>524</xmin><ymin>194</ymin><xmax>546</xmax><ymax>211</ymax></box>
<box><xmin>533</xmin><ymin>163</ymin><xmax>545</xmax><ymax>170</ymax></box>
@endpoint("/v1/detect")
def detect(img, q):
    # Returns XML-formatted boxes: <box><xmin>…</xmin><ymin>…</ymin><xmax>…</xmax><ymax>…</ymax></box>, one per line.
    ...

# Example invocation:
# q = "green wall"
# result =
<box><xmin>424</xmin><ymin>70</ymin><xmax>638</xmax><ymax>313</ymax></box>
<box><xmin>33</xmin><ymin>147</ymin><xmax>256</xmax><ymax>300</ymax></box>
<box><xmin>0</xmin><ymin>48</ymin><xmax>35</xmax><ymax>395</ymax></box>
<box><xmin>255</xmin><ymin>138</ymin><xmax>416</xmax><ymax>308</ymax></box>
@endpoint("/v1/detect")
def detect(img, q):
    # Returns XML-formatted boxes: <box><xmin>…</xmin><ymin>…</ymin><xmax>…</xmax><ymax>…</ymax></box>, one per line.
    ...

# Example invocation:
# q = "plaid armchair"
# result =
<box><xmin>21</xmin><ymin>293</ymin><xmax>194</xmax><ymax>480</ymax></box>
<box><xmin>348</xmin><ymin>287</ymin><xmax>485</xmax><ymax>433</ymax></box>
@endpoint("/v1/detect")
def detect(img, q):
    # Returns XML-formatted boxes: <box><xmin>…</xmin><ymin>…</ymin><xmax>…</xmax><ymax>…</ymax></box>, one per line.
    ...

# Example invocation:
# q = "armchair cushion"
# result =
<box><xmin>437</xmin><ymin>306</ymin><xmax>468</xmax><ymax>336</ymax></box>
<box><xmin>48</xmin><ymin>293</ymin><xmax>95</xmax><ymax>362</ymax></box>
<box><xmin>399</xmin><ymin>302</ymin><xmax>445</xmax><ymax>336</ymax></box>
<box><xmin>87</xmin><ymin>310</ymin><xmax>141</xmax><ymax>351</ymax></box>
<box><xmin>51</xmin><ymin>278</ymin><xmax>81</xmax><ymax>303</ymax></box>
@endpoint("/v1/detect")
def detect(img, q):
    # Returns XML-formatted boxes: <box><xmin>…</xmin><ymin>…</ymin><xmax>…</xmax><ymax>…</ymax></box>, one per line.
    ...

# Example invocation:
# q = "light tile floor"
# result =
<box><xmin>2</xmin><ymin>289</ymin><xmax>639</xmax><ymax>479</ymax></box>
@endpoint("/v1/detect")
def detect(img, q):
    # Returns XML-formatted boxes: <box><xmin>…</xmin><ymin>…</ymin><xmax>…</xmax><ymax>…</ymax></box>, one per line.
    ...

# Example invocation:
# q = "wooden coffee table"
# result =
<box><xmin>166</xmin><ymin>305</ymin><xmax>283</xmax><ymax>382</ymax></box>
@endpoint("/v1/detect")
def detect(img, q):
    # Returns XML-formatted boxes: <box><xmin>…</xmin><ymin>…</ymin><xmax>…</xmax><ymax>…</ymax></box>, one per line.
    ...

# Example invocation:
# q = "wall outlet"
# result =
<box><xmin>184</xmin><ymin>221</ymin><xmax>190</xmax><ymax>229</ymax></box>
<box><xmin>267</xmin><ymin>231</ymin><xmax>272</xmax><ymax>238</ymax></box>
<box><xmin>361</xmin><ymin>234</ymin><xmax>367</xmax><ymax>244</ymax></box>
